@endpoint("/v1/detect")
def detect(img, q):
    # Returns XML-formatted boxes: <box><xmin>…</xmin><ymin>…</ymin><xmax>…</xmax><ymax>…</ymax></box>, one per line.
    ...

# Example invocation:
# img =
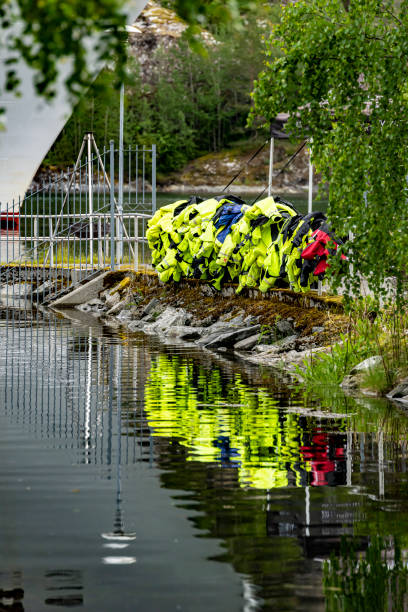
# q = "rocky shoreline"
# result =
<box><xmin>60</xmin><ymin>272</ymin><xmax>344</xmax><ymax>374</ymax></box>
<box><xmin>49</xmin><ymin>271</ymin><xmax>408</xmax><ymax>404</ymax></box>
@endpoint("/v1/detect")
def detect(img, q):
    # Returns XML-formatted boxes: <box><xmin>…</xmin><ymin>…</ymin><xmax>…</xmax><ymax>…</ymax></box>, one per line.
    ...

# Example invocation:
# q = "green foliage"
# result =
<box><xmin>1</xmin><ymin>0</ymin><xmax>128</xmax><ymax>101</ymax></box>
<box><xmin>257</xmin><ymin>324</ymin><xmax>275</xmax><ymax>344</ymax></box>
<box><xmin>45</xmin><ymin>16</ymin><xmax>270</xmax><ymax>173</ymax></box>
<box><xmin>1</xmin><ymin>0</ymin><xmax>272</xmax><ymax>119</ymax></box>
<box><xmin>323</xmin><ymin>536</ymin><xmax>408</xmax><ymax>611</ymax></box>
<box><xmin>251</xmin><ymin>0</ymin><xmax>408</xmax><ymax>301</ymax></box>
<box><xmin>296</xmin><ymin>332</ymin><xmax>368</xmax><ymax>386</ymax></box>
<box><xmin>360</xmin><ymin>363</ymin><xmax>394</xmax><ymax>394</ymax></box>
<box><xmin>297</xmin><ymin>300</ymin><xmax>408</xmax><ymax>397</ymax></box>
<box><xmin>162</xmin><ymin>0</ymin><xmax>280</xmax><ymax>51</ymax></box>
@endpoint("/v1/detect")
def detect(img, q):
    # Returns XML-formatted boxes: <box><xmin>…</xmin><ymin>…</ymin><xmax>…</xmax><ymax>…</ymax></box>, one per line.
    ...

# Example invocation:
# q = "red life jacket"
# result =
<box><xmin>301</xmin><ymin>229</ymin><xmax>347</xmax><ymax>276</ymax></box>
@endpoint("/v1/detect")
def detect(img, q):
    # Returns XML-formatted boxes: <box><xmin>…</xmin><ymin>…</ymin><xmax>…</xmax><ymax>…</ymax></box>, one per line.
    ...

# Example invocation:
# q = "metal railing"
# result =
<box><xmin>0</xmin><ymin>137</ymin><xmax>155</xmax><ymax>306</ymax></box>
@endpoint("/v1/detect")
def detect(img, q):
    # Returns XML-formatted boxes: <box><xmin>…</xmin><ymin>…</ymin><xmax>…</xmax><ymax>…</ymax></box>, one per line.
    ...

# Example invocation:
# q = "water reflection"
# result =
<box><xmin>144</xmin><ymin>352</ymin><xmax>354</xmax><ymax>490</ymax></box>
<box><xmin>0</xmin><ymin>313</ymin><xmax>408</xmax><ymax>610</ymax></box>
<box><xmin>323</xmin><ymin>536</ymin><xmax>408</xmax><ymax>611</ymax></box>
<box><xmin>44</xmin><ymin>571</ymin><xmax>83</xmax><ymax>607</ymax></box>
<box><xmin>0</xmin><ymin>586</ymin><xmax>24</xmax><ymax>611</ymax></box>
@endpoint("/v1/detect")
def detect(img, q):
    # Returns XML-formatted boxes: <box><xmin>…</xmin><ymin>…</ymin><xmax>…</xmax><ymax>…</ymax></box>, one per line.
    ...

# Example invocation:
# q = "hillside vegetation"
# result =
<box><xmin>42</xmin><ymin>1</ymin><xmax>281</xmax><ymax>181</ymax></box>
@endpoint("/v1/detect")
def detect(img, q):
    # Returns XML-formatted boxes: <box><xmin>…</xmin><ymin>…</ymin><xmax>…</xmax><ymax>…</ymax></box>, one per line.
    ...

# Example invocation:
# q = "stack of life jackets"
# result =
<box><xmin>146</xmin><ymin>194</ymin><xmax>345</xmax><ymax>293</ymax></box>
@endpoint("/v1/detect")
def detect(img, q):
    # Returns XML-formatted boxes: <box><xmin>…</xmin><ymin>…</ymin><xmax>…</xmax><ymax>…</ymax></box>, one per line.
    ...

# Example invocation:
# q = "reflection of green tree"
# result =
<box><xmin>323</xmin><ymin>536</ymin><xmax>408</xmax><ymax>612</ymax></box>
<box><xmin>144</xmin><ymin>353</ymin><xmax>311</xmax><ymax>489</ymax></box>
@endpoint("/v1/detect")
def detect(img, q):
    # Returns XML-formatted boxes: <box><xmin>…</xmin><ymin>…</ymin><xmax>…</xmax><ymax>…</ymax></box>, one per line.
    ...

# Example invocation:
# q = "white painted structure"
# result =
<box><xmin>0</xmin><ymin>0</ymin><xmax>148</xmax><ymax>211</ymax></box>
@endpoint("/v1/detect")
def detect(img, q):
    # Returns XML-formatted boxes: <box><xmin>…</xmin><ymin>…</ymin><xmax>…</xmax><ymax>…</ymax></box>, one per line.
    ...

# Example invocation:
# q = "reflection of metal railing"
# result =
<box><xmin>0</xmin><ymin>137</ymin><xmax>155</xmax><ymax>305</ymax></box>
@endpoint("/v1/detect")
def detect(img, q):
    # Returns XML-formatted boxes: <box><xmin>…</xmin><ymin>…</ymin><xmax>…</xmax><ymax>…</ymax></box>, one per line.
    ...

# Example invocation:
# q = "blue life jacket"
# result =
<box><xmin>213</xmin><ymin>203</ymin><xmax>245</xmax><ymax>244</ymax></box>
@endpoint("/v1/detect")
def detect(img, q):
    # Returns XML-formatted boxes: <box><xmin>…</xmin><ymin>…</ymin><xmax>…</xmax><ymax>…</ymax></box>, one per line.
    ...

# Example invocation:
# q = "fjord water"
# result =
<box><xmin>0</xmin><ymin>312</ymin><xmax>407</xmax><ymax>611</ymax></box>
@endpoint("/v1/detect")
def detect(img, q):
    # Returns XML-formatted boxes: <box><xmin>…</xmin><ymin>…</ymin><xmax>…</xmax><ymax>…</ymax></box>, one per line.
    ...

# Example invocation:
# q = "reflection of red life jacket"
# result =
<box><xmin>301</xmin><ymin>431</ymin><xmax>344</xmax><ymax>486</ymax></box>
<box><xmin>301</xmin><ymin>229</ymin><xmax>347</xmax><ymax>276</ymax></box>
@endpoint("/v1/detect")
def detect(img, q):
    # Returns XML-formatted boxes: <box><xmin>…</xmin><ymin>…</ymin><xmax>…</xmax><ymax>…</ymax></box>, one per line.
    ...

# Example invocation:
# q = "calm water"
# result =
<box><xmin>156</xmin><ymin>192</ymin><xmax>328</xmax><ymax>216</ymax></box>
<box><xmin>0</xmin><ymin>310</ymin><xmax>407</xmax><ymax>611</ymax></box>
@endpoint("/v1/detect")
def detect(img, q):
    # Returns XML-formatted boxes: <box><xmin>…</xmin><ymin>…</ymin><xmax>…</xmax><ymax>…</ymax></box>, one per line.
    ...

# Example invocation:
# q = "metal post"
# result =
<box><xmin>268</xmin><ymin>137</ymin><xmax>274</xmax><ymax>198</ymax></box>
<box><xmin>33</xmin><ymin>216</ymin><xmax>38</xmax><ymax>261</ymax></box>
<box><xmin>347</xmin><ymin>430</ymin><xmax>352</xmax><ymax>487</ymax></box>
<box><xmin>87</xmin><ymin>132</ymin><xmax>94</xmax><ymax>267</ymax></box>
<box><xmin>379</xmin><ymin>431</ymin><xmax>384</xmax><ymax>498</ymax></box>
<box><xmin>308</xmin><ymin>144</ymin><xmax>313</xmax><ymax>214</ymax></box>
<box><xmin>49</xmin><ymin>218</ymin><xmax>54</xmax><ymax>266</ymax></box>
<box><xmin>134</xmin><ymin>216</ymin><xmax>138</xmax><ymax>271</ymax></box>
<box><xmin>151</xmin><ymin>144</ymin><xmax>156</xmax><ymax>214</ymax></box>
<box><xmin>305</xmin><ymin>485</ymin><xmax>310</xmax><ymax>537</ymax></box>
<box><xmin>110</xmin><ymin>140</ymin><xmax>115</xmax><ymax>271</ymax></box>
<box><xmin>97</xmin><ymin>216</ymin><xmax>103</xmax><ymax>264</ymax></box>
<box><xmin>117</xmin><ymin>83</ymin><xmax>124</xmax><ymax>263</ymax></box>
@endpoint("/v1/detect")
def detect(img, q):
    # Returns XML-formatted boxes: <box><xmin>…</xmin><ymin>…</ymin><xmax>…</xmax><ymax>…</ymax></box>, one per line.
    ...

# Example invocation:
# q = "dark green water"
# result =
<box><xmin>0</xmin><ymin>310</ymin><xmax>406</xmax><ymax>611</ymax></box>
<box><xmin>156</xmin><ymin>192</ymin><xmax>328</xmax><ymax>216</ymax></box>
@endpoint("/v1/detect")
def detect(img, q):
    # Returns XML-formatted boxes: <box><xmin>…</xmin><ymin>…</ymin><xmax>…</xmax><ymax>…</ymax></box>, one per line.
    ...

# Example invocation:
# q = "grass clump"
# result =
<box><xmin>296</xmin><ymin>298</ymin><xmax>408</xmax><ymax>397</ymax></box>
<box><xmin>296</xmin><ymin>333</ymin><xmax>369</xmax><ymax>387</ymax></box>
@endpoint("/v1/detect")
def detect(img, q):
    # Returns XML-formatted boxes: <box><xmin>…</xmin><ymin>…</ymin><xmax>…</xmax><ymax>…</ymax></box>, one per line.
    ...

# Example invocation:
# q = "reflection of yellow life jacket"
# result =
<box><xmin>239</xmin><ymin>466</ymin><xmax>289</xmax><ymax>489</ymax></box>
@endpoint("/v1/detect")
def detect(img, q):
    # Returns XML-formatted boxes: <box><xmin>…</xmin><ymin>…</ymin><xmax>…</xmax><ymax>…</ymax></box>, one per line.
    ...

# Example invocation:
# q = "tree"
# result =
<box><xmin>0</xmin><ymin>0</ymin><xmax>129</xmax><ymax>102</ymax></box>
<box><xmin>251</xmin><ymin>0</ymin><xmax>408</xmax><ymax>301</ymax></box>
<box><xmin>0</xmin><ymin>0</ymin><xmax>265</xmax><ymax>107</ymax></box>
<box><xmin>45</xmin><ymin>14</ymin><xmax>270</xmax><ymax>173</ymax></box>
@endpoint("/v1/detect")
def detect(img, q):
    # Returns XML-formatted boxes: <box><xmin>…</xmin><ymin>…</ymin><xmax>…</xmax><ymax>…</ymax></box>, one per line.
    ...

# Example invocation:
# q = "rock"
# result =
<box><xmin>193</xmin><ymin>315</ymin><xmax>214</xmax><ymax>327</ymax></box>
<box><xmin>140</xmin><ymin>312</ymin><xmax>159</xmax><ymax>323</ymax></box>
<box><xmin>393</xmin><ymin>395</ymin><xmax>408</xmax><ymax>404</ymax></box>
<box><xmin>221</xmin><ymin>286</ymin><xmax>235</xmax><ymax>298</ymax></box>
<box><xmin>234</xmin><ymin>333</ymin><xmax>260</xmax><ymax>351</ymax></box>
<box><xmin>195</xmin><ymin>324</ymin><xmax>236</xmax><ymax>346</ymax></box>
<box><xmin>350</xmin><ymin>355</ymin><xmax>382</xmax><ymax>374</ymax></box>
<box><xmin>312</xmin><ymin>326</ymin><xmax>325</xmax><ymax>333</ymax></box>
<box><xmin>200</xmin><ymin>285</ymin><xmax>215</xmax><ymax>297</ymax></box>
<box><xmin>50</xmin><ymin>270</ymin><xmax>110</xmax><ymax>307</ymax></box>
<box><xmin>296</xmin><ymin>335</ymin><xmax>317</xmax><ymax>350</ymax></box>
<box><xmin>116</xmin><ymin>309</ymin><xmax>134</xmax><ymax>321</ymax></box>
<box><xmin>144</xmin><ymin>306</ymin><xmax>190</xmax><ymax>333</ymax></box>
<box><xmin>76</xmin><ymin>303</ymin><xmax>92</xmax><ymax>312</ymax></box>
<box><xmin>105</xmin><ymin>291</ymin><xmax>121</xmax><ymax>309</ymax></box>
<box><xmin>99</xmin><ymin>288</ymin><xmax>110</xmax><ymax>301</ymax></box>
<box><xmin>270</xmin><ymin>334</ymin><xmax>299</xmax><ymax>353</ymax></box>
<box><xmin>127</xmin><ymin>320</ymin><xmax>145</xmax><ymax>332</ymax></box>
<box><xmin>130</xmin><ymin>291</ymin><xmax>144</xmax><ymax>305</ymax></box>
<box><xmin>106</xmin><ymin>299</ymin><xmax>131</xmax><ymax>316</ymax></box>
<box><xmin>228</xmin><ymin>313</ymin><xmax>245</xmax><ymax>326</ymax></box>
<box><xmin>340</xmin><ymin>374</ymin><xmax>360</xmax><ymax>390</ymax></box>
<box><xmin>206</xmin><ymin>321</ymin><xmax>233</xmax><ymax>332</ymax></box>
<box><xmin>141</xmin><ymin>297</ymin><xmax>162</xmax><ymax>317</ymax></box>
<box><xmin>244</xmin><ymin>344</ymin><xmax>329</xmax><ymax>369</ymax></box>
<box><xmin>243</xmin><ymin>314</ymin><xmax>260</xmax><ymax>325</ymax></box>
<box><xmin>250</xmin><ymin>334</ymin><xmax>298</xmax><ymax>356</ymax></box>
<box><xmin>200</xmin><ymin>325</ymin><xmax>261</xmax><ymax>350</ymax></box>
<box><xmin>88</xmin><ymin>298</ymin><xmax>107</xmax><ymax>312</ymax></box>
<box><xmin>340</xmin><ymin>356</ymin><xmax>383</xmax><ymax>390</ymax></box>
<box><xmin>253</xmin><ymin>344</ymin><xmax>273</xmax><ymax>353</ymax></box>
<box><xmin>276</xmin><ymin>319</ymin><xmax>295</xmax><ymax>337</ymax></box>
<box><xmin>218</xmin><ymin>312</ymin><xmax>246</xmax><ymax>325</ymax></box>
<box><xmin>110</xmin><ymin>276</ymin><xmax>131</xmax><ymax>295</ymax></box>
<box><xmin>166</xmin><ymin>325</ymin><xmax>204</xmax><ymax>340</ymax></box>
<box><xmin>387</xmin><ymin>377</ymin><xmax>408</xmax><ymax>399</ymax></box>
